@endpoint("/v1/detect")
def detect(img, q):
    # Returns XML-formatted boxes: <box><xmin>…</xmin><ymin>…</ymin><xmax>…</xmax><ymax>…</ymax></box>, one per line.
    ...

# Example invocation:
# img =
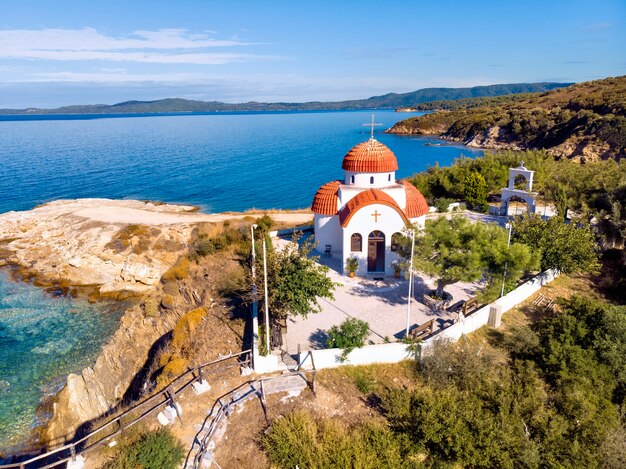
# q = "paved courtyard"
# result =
<box><xmin>273</xmin><ymin>212</ymin><xmax>503</xmax><ymax>354</ymax></box>
<box><xmin>283</xmin><ymin>263</ymin><xmax>481</xmax><ymax>354</ymax></box>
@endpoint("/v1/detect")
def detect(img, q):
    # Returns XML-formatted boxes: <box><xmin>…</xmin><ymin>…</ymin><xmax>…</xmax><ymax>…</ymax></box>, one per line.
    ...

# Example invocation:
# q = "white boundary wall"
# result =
<box><xmin>293</xmin><ymin>269</ymin><xmax>559</xmax><ymax>371</ymax></box>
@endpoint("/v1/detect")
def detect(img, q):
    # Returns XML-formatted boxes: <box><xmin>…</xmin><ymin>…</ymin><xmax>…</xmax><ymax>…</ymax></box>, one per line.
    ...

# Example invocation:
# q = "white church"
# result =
<box><xmin>311</xmin><ymin>137</ymin><xmax>429</xmax><ymax>277</ymax></box>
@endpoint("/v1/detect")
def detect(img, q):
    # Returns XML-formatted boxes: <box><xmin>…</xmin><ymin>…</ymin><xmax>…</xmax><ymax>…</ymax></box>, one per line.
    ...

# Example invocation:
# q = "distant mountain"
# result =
<box><xmin>0</xmin><ymin>83</ymin><xmax>571</xmax><ymax>115</ymax></box>
<box><xmin>387</xmin><ymin>76</ymin><xmax>626</xmax><ymax>161</ymax></box>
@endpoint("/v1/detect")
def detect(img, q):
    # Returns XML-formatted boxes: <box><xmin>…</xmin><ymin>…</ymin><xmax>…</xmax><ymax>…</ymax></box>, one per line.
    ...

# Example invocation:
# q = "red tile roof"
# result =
<box><xmin>311</xmin><ymin>180</ymin><xmax>340</xmax><ymax>215</ymax></box>
<box><xmin>401</xmin><ymin>180</ymin><xmax>429</xmax><ymax>218</ymax></box>
<box><xmin>338</xmin><ymin>189</ymin><xmax>409</xmax><ymax>227</ymax></box>
<box><xmin>341</xmin><ymin>138</ymin><xmax>399</xmax><ymax>173</ymax></box>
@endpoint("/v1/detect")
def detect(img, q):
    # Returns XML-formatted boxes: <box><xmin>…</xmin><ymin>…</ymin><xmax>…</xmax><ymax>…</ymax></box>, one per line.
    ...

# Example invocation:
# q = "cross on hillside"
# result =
<box><xmin>363</xmin><ymin>114</ymin><xmax>382</xmax><ymax>138</ymax></box>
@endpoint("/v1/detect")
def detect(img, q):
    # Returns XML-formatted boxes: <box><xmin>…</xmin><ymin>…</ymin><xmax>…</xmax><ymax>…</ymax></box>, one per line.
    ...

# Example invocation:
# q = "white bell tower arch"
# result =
<box><xmin>499</xmin><ymin>161</ymin><xmax>537</xmax><ymax>215</ymax></box>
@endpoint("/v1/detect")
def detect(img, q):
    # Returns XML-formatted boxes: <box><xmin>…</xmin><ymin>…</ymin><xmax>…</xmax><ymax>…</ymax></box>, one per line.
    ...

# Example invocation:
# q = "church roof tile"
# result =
<box><xmin>341</xmin><ymin>138</ymin><xmax>399</xmax><ymax>173</ymax></box>
<box><xmin>401</xmin><ymin>180</ymin><xmax>429</xmax><ymax>218</ymax></box>
<box><xmin>311</xmin><ymin>180</ymin><xmax>340</xmax><ymax>215</ymax></box>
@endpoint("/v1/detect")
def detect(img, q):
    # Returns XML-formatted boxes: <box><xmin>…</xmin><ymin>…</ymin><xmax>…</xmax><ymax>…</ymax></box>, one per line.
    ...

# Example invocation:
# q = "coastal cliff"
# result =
<box><xmin>0</xmin><ymin>199</ymin><xmax>310</xmax><ymax>449</ymax></box>
<box><xmin>387</xmin><ymin>76</ymin><xmax>626</xmax><ymax>162</ymax></box>
<box><xmin>42</xmin><ymin>303</ymin><xmax>179</xmax><ymax>446</ymax></box>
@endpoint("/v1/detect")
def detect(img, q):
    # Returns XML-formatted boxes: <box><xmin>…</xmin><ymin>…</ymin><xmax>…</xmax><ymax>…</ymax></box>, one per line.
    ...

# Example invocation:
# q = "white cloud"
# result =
<box><xmin>0</xmin><ymin>27</ymin><xmax>277</xmax><ymax>64</ymax></box>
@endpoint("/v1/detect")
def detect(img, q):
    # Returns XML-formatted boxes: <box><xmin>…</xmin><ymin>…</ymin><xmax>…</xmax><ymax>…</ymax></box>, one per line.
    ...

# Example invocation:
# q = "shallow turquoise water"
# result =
<box><xmin>0</xmin><ymin>270</ymin><xmax>125</xmax><ymax>452</ymax></box>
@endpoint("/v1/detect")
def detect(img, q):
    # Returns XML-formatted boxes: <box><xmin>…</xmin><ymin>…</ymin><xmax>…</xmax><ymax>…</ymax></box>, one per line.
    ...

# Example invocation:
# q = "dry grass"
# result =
<box><xmin>105</xmin><ymin>224</ymin><xmax>153</xmax><ymax>254</ymax></box>
<box><xmin>161</xmin><ymin>257</ymin><xmax>190</xmax><ymax>282</ymax></box>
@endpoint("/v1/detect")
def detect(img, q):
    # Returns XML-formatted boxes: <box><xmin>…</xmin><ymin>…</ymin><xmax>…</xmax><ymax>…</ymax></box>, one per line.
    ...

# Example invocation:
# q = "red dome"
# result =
<box><xmin>311</xmin><ymin>180</ymin><xmax>340</xmax><ymax>215</ymax></box>
<box><xmin>401</xmin><ymin>180</ymin><xmax>429</xmax><ymax>218</ymax></box>
<box><xmin>341</xmin><ymin>138</ymin><xmax>399</xmax><ymax>173</ymax></box>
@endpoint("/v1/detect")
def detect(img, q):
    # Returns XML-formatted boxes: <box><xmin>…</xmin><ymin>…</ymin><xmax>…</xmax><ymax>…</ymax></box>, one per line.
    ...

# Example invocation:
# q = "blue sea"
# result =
<box><xmin>0</xmin><ymin>110</ymin><xmax>482</xmax><ymax>452</ymax></box>
<box><xmin>0</xmin><ymin>270</ymin><xmax>125</xmax><ymax>452</ymax></box>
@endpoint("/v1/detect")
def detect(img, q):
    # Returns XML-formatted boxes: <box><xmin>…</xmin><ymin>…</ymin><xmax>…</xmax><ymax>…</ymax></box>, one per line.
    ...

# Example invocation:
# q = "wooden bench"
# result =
<box><xmin>409</xmin><ymin>318</ymin><xmax>436</xmax><ymax>340</ymax></box>
<box><xmin>462</xmin><ymin>297</ymin><xmax>479</xmax><ymax>316</ymax></box>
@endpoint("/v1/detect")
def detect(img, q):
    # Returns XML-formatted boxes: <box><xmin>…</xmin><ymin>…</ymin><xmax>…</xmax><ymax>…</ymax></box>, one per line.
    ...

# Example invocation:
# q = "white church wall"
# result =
<box><xmin>343</xmin><ymin>203</ymin><xmax>407</xmax><ymax>276</ymax></box>
<box><xmin>314</xmin><ymin>214</ymin><xmax>342</xmax><ymax>257</ymax></box>
<box><xmin>344</xmin><ymin>170</ymin><xmax>396</xmax><ymax>189</ymax></box>
<box><xmin>382</xmin><ymin>185</ymin><xmax>406</xmax><ymax>210</ymax></box>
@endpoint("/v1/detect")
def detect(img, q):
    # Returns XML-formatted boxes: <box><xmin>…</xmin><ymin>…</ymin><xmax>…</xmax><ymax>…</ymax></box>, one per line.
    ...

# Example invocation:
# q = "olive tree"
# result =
<box><xmin>255</xmin><ymin>235</ymin><xmax>336</xmax><ymax>325</ymax></box>
<box><xmin>512</xmin><ymin>214</ymin><xmax>600</xmax><ymax>274</ymax></box>
<box><xmin>404</xmin><ymin>216</ymin><xmax>538</xmax><ymax>301</ymax></box>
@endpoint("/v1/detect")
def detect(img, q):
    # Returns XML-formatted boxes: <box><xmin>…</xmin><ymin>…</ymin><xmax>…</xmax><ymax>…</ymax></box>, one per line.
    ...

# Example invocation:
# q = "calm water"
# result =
<box><xmin>0</xmin><ymin>270</ymin><xmax>125</xmax><ymax>452</ymax></box>
<box><xmin>0</xmin><ymin>110</ymin><xmax>482</xmax><ymax>452</ymax></box>
<box><xmin>0</xmin><ymin>110</ymin><xmax>482</xmax><ymax>214</ymax></box>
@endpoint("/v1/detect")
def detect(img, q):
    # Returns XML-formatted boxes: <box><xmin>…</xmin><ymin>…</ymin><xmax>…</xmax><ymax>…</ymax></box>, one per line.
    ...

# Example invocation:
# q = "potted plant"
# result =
<box><xmin>345</xmin><ymin>256</ymin><xmax>359</xmax><ymax>277</ymax></box>
<box><xmin>392</xmin><ymin>261</ymin><xmax>402</xmax><ymax>278</ymax></box>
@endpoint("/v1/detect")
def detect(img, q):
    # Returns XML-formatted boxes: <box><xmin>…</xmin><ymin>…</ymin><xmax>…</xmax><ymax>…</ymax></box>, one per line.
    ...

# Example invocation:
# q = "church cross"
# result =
<box><xmin>371</xmin><ymin>210</ymin><xmax>381</xmax><ymax>222</ymax></box>
<box><xmin>363</xmin><ymin>114</ymin><xmax>383</xmax><ymax>138</ymax></box>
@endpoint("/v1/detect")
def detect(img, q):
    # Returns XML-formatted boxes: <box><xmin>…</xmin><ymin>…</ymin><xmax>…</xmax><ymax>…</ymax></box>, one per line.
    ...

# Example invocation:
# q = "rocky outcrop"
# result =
<box><xmin>0</xmin><ymin>199</ymin><xmax>199</xmax><ymax>297</ymax></box>
<box><xmin>43</xmin><ymin>304</ymin><xmax>179</xmax><ymax>446</ymax></box>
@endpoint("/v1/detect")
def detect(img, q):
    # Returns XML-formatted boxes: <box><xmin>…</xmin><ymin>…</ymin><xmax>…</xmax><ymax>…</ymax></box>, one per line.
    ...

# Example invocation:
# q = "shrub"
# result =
<box><xmin>255</xmin><ymin>214</ymin><xmax>274</xmax><ymax>232</ymax></box>
<box><xmin>189</xmin><ymin>228</ymin><xmax>246</xmax><ymax>260</ymax></box>
<box><xmin>263</xmin><ymin>411</ymin><xmax>405</xmax><ymax>469</ymax></box>
<box><xmin>161</xmin><ymin>257</ymin><xmax>190</xmax><ymax>282</ymax></box>
<box><xmin>160</xmin><ymin>294</ymin><xmax>176</xmax><ymax>310</ymax></box>
<box><xmin>433</xmin><ymin>197</ymin><xmax>454</xmax><ymax>213</ymax></box>
<box><xmin>105</xmin><ymin>224</ymin><xmax>151</xmax><ymax>254</ymax></box>
<box><xmin>216</xmin><ymin>264</ymin><xmax>246</xmax><ymax>296</ymax></box>
<box><xmin>143</xmin><ymin>297</ymin><xmax>159</xmax><ymax>318</ymax></box>
<box><xmin>171</xmin><ymin>307</ymin><xmax>207</xmax><ymax>351</ymax></box>
<box><xmin>326</xmin><ymin>318</ymin><xmax>370</xmax><ymax>361</ymax></box>
<box><xmin>102</xmin><ymin>428</ymin><xmax>184</xmax><ymax>469</ymax></box>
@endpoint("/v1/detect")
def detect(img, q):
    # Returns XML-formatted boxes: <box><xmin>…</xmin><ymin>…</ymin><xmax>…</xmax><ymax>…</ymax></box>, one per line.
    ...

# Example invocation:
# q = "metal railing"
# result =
<box><xmin>190</xmin><ymin>371</ymin><xmax>313</xmax><ymax>469</ymax></box>
<box><xmin>0</xmin><ymin>350</ymin><xmax>251</xmax><ymax>469</ymax></box>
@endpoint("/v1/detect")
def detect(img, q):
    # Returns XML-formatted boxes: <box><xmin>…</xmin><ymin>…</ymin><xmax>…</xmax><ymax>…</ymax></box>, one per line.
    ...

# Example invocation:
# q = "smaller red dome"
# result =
<box><xmin>401</xmin><ymin>180</ymin><xmax>429</xmax><ymax>218</ymax></box>
<box><xmin>342</xmin><ymin>138</ymin><xmax>399</xmax><ymax>173</ymax></box>
<box><xmin>311</xmin><ymin>180</ymin><xmax>340</xmax><ymax>215</ymax></box>
<box><xmin>338</xmin><ymin>189</ymin><xmax>408</xmax><ymax>227</ymax></box>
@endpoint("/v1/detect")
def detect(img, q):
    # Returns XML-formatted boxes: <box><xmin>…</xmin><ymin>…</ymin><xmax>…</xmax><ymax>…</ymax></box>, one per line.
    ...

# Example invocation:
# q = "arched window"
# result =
<box><xmin>351</xmin><ymin>233</ymin><xmax>362</xmax><ymax>252</ymax></box>
<box><xmin>370</xmin><ymin>176</ymin><xmax>374</xmax><ymax>184</ymax></box>
<box><xmin>391</xmin><ymin>232</ymin><xmax>403</xmax><ymax>251</ymax></box>
<box><xmin>351</xmin><ymin>175</ymin><xmax>355</xmax><ymax>184</ymax></box>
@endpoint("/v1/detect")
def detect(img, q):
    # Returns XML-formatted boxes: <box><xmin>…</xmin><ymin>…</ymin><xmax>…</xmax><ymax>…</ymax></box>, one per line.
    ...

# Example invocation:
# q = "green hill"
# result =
<box><xmin>388</xmin><ymin>76</ymin><xmax>626</xmax><ymax>161</ymax></box>
<box><xmin>0</xmin><ymin>82</ymin><xmax>569</xmax><ymax>115</ymax></box>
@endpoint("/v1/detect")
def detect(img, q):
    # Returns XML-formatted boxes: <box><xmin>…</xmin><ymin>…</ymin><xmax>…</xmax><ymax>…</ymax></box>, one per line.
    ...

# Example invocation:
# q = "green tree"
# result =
<box><xmin>103</xmin><ymin>429</ymin><xmax>185</xmax><ymax>469</ymax></box>
<box><xmin>326</xmin><ymin>317</ymin><xmax>370</xmax><ymax>360</ymax></box>
<box><xmin>512</xmin><ymin>214</ymin><xmax>600</xmax><ymax>274</ymax></box>
<box><xmin>405</xmin><ymin>216</ymin><xmax>537</xmax><ymax>299</ymax></box>
<box><xmin>549</xmin><ymin>183</ymin><xmax>569</xmax><ymax>221</ymax></box>
<box><xmin>257</xmin><ymin>235</ymin><xmax>336</xmax><ymax>326</ymax></box>
<box><xmin>463</xmin><ymin>170</ymin><xmax>488</xmax><ymax>211</ymax></box>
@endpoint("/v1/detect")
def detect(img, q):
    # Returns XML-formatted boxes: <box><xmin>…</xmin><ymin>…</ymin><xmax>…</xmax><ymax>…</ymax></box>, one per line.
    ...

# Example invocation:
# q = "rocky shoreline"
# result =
<box><xmin>0</xmin><ymin>198</ymin><xmax>311</xmax><ymax>452</ymax></box>
<box><xmin>386</xmin><ymin>121</ymin><xmax>614</xmax><ymax>162</ymax></box>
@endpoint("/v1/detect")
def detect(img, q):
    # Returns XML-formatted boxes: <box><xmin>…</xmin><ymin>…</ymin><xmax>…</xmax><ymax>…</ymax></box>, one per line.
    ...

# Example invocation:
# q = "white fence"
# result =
<box><xmin>269</xmin><ymin>225</ymin><xmax>314</xmax><ymax>238</ymax></box>
<box><xmin>293</xmin><ymin>269</ymin><xmax>559</xmax><ymax>371</ymax></box>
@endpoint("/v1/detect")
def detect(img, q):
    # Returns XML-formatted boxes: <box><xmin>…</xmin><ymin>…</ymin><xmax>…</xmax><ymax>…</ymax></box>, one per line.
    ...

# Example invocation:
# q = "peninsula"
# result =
<box><xmin>387</xmin><ymin>76</ymin><xmax>626</xmax><ymax>161</ymax></box>
<box><xmin>0</xmin><ymin>83</ymin><xmax>570</xmax><ymax>116</ymax></box>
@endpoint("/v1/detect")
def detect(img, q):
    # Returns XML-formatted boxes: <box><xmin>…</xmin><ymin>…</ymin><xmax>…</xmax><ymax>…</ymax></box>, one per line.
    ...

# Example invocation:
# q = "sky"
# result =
<box><xmin>0</xmin><ymin>0</ymin><xmax>624</xmax><ymax>108</ymax></box>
